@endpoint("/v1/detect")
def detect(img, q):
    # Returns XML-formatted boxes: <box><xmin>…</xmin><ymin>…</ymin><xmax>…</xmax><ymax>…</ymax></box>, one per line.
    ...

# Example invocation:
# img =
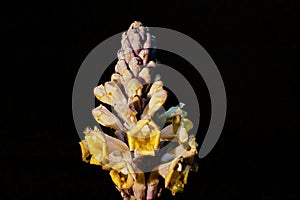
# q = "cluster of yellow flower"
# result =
<box><xmin>79</xmin><ymin>21</ymin><xmax>198</xmax><ymax>200</ymax></box>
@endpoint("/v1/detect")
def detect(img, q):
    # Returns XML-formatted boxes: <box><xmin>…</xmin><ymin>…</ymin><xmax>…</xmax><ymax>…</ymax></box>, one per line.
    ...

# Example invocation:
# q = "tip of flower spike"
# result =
<box><xmin>129</xmin><ymin>21</ymin><xmax>143</xmax><ymax>29</ymax></box>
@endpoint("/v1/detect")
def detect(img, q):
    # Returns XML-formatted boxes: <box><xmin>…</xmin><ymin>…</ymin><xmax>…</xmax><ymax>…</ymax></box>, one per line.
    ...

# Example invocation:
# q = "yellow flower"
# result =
<box><xmin>141</xmin><ymin>81</ymin><xmax>168</xmax><ymax>119</ymax></box>
<box><xmin>92</xmin><ymin>105</ymin><xmax>123</xmax><ymax>131</ymax></box>
<box><xmin>158</xmin><ymin>137</ymin><xmax>198</xmax><ymax>195</ymax></box>
<box><xmin>78</xmin><ymin>21</ymin><xmax>200</xmax><ymax>199</ymax></box>
<box><xmin>79</xmin><ymin>126</ymin><xmax>132</xmax><ymax>171</ymax></box>
<box><xmin>109</xmin><ymin>169</ymin><xmax>134</xmax><ymax>190</ymax></box>
<box><xmin>94</xmin><ymin>81</ymin><xmax>127</xmax><ymax>106</ymax></box>
<box><xmin>127</xmin><ymin>119</ymin><xmax>161</xmax><ymax>156</ymax></box>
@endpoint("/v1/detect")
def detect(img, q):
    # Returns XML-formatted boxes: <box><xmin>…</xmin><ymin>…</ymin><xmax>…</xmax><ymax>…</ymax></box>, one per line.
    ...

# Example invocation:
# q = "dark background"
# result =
<box><xmin>2</xmin><ymin>0</ymin><xmax>299</xmax><ymax>199</ymax></box>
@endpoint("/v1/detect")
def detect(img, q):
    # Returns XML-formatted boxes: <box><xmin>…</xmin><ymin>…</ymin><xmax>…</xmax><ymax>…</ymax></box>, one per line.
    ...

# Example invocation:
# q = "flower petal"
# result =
<box><xmin>109</xmin><ymin>170</ymin><xmax>134</xmax><ymax>190</ymax></box>
<box><xmin>114</xmin><ymin>103</ymin><xmax>137</xmax><ymax>127</ymax></box>
<box><xmin>138</xmin><ymin>67</ymin><xmax>151</xmax><ymax>84</ymax></box>
<box><xmin>94</xmin><ymin>84</ymin><xmax>112</xmax><ymax>105</ymax></box>
<box><xmin>84</xmin><ymin>127</ymin><xmax>108</xmax><ymax>165</ymax></box>
<box><xmin>104</xmin><ymin>81</ymin><xmax>127</xmax><ymax>106</ymax></box>
<box><xmin>126</xmin><ymin>78</ymin><xmax>143</xmax><ymax>98</ymax></box>
<box><xmin>148</xmin><ymin>81</ymin><xmax>164</xmax><ymax>97</ymax></box>
<box><xmin>80</xmin><ymin>126</ymin><xmax>132</xmax><ymax>171</ymax></box>
<box><xmin>115</xmin><ymin>60</ymin><xmax>128</xmax><ymax>75</ymax></box>
<box><xmin>79</xmin><ymin>140</ymin><xmax>89</xmax><ymax>163</ymax></box>
<box><xmin>177</xmin><ymin>126</ymin><xmax>188</xmax><ymax>143</ymax></box>
<box><xmin>138</xmin><ymin>49</ymin><xmax>149</xmax><ymax>65</ymax></box>
<box><xmin>141</xmin><ymin>89</ymin><xmax>167</xmax><ymax>119</ymax></box>
<box><xmin>127</xmin><ymin>119</ymin><xmax>161</xmax><ymax>156</ymax></box>
<box><xmin>182</xmin><ymin>118</ymin><xmax>193</xmax><ymax>132</ymax></box>
<box><xmin>129</xmin><ymin>57</ymin><xmax>141</xmax><ymax>77</ymax></box>
<box><xmin>92</xmin><ymin>105</ymin><xmax>123</xmax><ymax>130</ymax></box>
<box><xmin>160</xmin><ymin>124</ymin><xmax>176</xmax><ymax>141</ymax></box>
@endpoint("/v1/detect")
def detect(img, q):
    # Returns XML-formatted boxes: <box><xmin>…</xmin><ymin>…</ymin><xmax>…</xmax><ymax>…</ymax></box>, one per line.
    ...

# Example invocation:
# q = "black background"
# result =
<box><xmin>2</xmin><ymin>0</ymin><xmax>299</xmax><ymax>199</ymax></box>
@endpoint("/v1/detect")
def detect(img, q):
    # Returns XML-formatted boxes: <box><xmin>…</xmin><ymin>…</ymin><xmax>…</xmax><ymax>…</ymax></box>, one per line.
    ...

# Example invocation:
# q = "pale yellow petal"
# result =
<box><xmin>84</xmin><ymin>130</ymin><xmax>107</xmax><ymax>165</ymax></box>
<box><xmin>92</xmin><ymin>105</ymin><xmax>123</xmax><ymax>130</ymax></box>
<box><xmin>138</xmin><ymin>67</ymin><xmax>151</xmax><ymax>84</ymax></box>
<box><xmin>126</xmin><ymin>78</ymin><xmax>143</xmax><ymax>98</ymax></box>
<box><xmin>138</xmin><ymin>49</ymin><xmax>149</xmax><ymax>65</ymax></box>
<box><xmin>115</xmin><ymin>60</ymin><xmax>127</xmax><ymax>75</ymax></box>
<box><xmin>127</xmin><ymin>119</ymin><xmax>150</xmax><ymax>135</ymax></box>
<box><xmin>104</xmin><ymin>81</ymin><xmax>127</xmax><ymax>105</ymax></box>
<box><xmin>147</xmin><ymin>90</ymin><xmax>167</xmax><ymax>116</ymax></box>
<box><xmin>128</xmin><ymin>57</ymin><xmax>141</xmax><ymax>77</ymax></box>
<box><xmin>160</xmin><ymin>124</ymin><xmax>176</xmax><ymax>141</ymax></box>
<box><xmin>111</xmin><ymin>73</ymin><xmax>123</xmax><ymax>84</ymax></box>
<box><xmin>148</xmin><ymin>81</ymin><xmax>163</xmax><ymax>97</ymax></box>
<box><xmin>177</xmin><ymin>126</ymin><xmax>188</xmax><ymax>143</ymax></box>
<box><xmin>114</xmin><ymin>103</ymin><xmax>137</xmax><ymax>127</ymax></box>
<box><xmin>158</xmin><ymin>162</ymin><xmax>169</xmax><ymax>178</ymax></box>
<box><xmin>146</xmin><ymin>60</ymin><xmax>156</xmax><ymax>68</ymax></box>
<box><xmin>105</xmin><ymin>132</ymin><xmax>130</xmax><ymax>153</ymax></box>
<box><xmin>94</xmin><ymin>84</ymin><xmax>112</xmax><ymax>105</ymax></box>
<box><xmin>182</xmin><ymin>118</ymin><xmax>193</xmax><ymax>132</ymax></box>
<box><xmin>121</xmin><ymin>69</ymin><xmax>133</xmax><ymax>85</ymax></box>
